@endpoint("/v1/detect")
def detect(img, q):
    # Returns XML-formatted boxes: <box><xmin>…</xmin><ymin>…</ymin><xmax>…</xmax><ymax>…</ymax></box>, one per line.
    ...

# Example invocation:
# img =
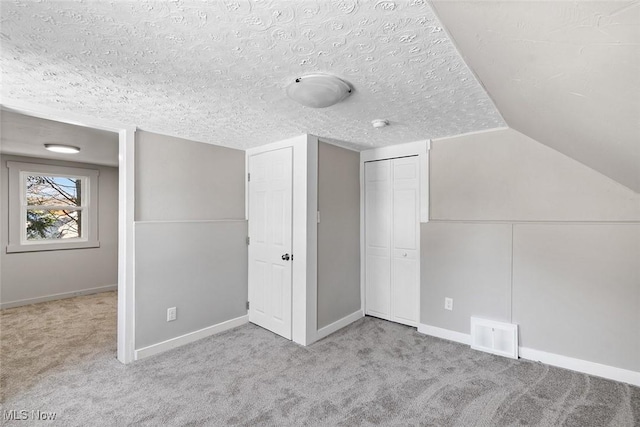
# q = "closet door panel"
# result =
<box><xmin>392</xmin><ymin>254</ymin><xmax>418</xmax><ymax>325</ymax></box>
<box><xmin>393</xmin><ymin>188</ymin><xmax>418</xmax><ymax>250</ymax></box>
<box><xmin>364</xmin><ymin>161</ymin><xmax>391</xmax><ymax>319</ymax></box>
<box><xmin>366</xmin><ymin>253</ymin><xmax>391</xmax><ymax>319</ymax></box>
<box><xmin>391</xmin><ymin>156</ymin><xmax>419</xmax><ymax>326</ymax></box>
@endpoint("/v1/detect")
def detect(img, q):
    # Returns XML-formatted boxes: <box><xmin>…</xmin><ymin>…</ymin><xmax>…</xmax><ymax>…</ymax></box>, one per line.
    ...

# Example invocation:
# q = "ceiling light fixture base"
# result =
<box><xmin>371</xmin><ymin>119</ymin><xmax>390</xmax><ymax>128</ymax></box>
<box><xmin>286</xmin><ymin>73</ymin><xmax>352</xmax><ymax>108</ymax></box>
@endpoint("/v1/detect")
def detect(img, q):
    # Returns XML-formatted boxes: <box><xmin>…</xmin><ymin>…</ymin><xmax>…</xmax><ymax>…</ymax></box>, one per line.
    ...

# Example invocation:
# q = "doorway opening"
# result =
<box><xmin>0</xmin><ymin>102</ymin><xmax>135</xmax><ymax>364</ymax></box>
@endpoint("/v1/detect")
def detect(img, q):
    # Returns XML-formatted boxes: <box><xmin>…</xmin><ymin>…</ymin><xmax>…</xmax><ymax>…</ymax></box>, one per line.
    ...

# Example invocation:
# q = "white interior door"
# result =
<box><xmin>364</xmin><ymin>160</ymin><xmax>392</xmax><ymax>320</ymax></box>
<box><xmin>248</xmin><ymin>147</ymin><xmax>293</xmax><ymax>339</ymax></box>
<box><xmin>364</xmin><ymin>156</ymin><xmax>419</xmax><ymax>326</ymax></box>
<box><xmin>390</xmin><ymin>156</ymin><xmax>419</xmax><ymax>326</ymax></box>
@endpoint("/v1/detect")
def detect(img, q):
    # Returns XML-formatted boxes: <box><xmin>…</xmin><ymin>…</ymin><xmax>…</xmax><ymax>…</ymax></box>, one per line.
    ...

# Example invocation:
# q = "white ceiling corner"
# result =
<box><xmin>0</xmin><ymin>0</ymin><xmax>505</xmax><ymax>153</ymax></box>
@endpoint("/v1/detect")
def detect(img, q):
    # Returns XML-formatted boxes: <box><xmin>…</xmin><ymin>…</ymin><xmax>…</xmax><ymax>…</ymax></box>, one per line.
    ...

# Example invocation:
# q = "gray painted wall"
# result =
<box><xmin>513</xmin><ymin>224</ymin><xmax>640</xmax><ymax>372</ymax></box>
<box><xmin>0</xmin><ymin>154</ymin><xmax>118</xmax><ymax>307</ymax></box>
<box><xmin>317</xmin><ymin>142</ymin><xmax>361</xmax><ymax>329</ymax></box>
<box><xmin>422</xmin><ymin>128</ymin><xmax>640</xmax><ymax>372</ymax></box>
<box><xmin>135</xmin><ymin>130</ymin><xmax>245</xmax><ymax>221</ymax></box>
<box><xmin>134</xmin><ymin>131</ymin><xmax>247</xmax><ymax>351</ymax></box>
<box><xmin>135</xmin><ymin>221</ymin><xmax>248</xmax><ymax>348</ymax></box>
<box><xmin>430</xmin><ymin>128</ymin><xmax>640</xmax><ymax>221</ymax></box>
<box><xmin>421</xmin><ymin>223</ymin><xmax>512</xmax><ymax>333</ymax></box>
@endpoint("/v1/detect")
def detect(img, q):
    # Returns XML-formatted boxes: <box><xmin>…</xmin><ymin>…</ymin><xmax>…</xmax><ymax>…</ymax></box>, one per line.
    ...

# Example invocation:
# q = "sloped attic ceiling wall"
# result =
<box><xmin>432</xmin><ymin>1</ymin><xmax>640</xmax><ymax>193</ymax></box>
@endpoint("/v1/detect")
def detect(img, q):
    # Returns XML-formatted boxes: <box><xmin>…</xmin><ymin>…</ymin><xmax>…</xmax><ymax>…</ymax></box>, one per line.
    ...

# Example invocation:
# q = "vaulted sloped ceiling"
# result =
<box><xmin>431</xmin><ymin>1</ymin><xmax>640</xmax><ymax>193</ymax></box>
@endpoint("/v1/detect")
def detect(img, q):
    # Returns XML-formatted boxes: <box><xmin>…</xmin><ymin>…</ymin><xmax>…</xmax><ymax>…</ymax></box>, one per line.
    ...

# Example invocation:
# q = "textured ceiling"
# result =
<box><xmin>0</xmin><ymin>0</ymin><xmax>505</xmax><ymax>152</ymax></box>
<box><xmin>1</xmin><ymin>109</ymin><xmax>119</xmax><ymax>166</ymax></box>
<box><xmin>432</xmin><ymin>1</ymin><xmax>640</xmax><ymax>193</ymax></box>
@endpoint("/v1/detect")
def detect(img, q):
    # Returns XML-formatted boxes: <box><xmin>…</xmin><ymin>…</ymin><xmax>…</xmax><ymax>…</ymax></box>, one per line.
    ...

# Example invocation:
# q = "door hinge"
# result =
<box><xmin>246</xmin><ymin>236</ymin><xmax>250</xmax><ymax>245</ymax></box>
<box><xmin>247</xmin><ymin>173</ymin><xmax>250</xmax><ymax>182</ymax></box>
<box><xmin>246</xmin><ymin>301</ymin><xmax>250</xmax><ymax>310</ymax></box>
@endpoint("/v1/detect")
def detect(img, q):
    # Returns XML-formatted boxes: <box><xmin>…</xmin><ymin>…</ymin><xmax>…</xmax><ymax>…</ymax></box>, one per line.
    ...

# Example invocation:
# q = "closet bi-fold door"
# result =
<box><xmin>365</xmin><ymin>156</ymin><xmax>419</xmax><ymax>327</ymax></box>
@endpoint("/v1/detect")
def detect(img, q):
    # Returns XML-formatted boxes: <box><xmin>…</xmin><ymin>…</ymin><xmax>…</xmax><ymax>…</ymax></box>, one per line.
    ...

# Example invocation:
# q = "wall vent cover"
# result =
<box><xmin>470</xmin><ymin>317</ymin><xmax>518</xmax><ymax>359</ymax></box>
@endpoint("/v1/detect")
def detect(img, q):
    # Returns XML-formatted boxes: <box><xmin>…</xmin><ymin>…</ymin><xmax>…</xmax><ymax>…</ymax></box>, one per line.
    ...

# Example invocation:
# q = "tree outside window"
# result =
<box><xmin>25</xmin><ymin>175</ymin><xmax>83</xmax><ymax>240</ymax></box>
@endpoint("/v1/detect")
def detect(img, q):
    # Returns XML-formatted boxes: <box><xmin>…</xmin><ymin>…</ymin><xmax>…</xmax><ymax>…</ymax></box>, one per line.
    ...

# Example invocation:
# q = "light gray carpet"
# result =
<box><xmin>1</xmin><ymin>292</ymin><xmax>639</xmax><ymax>426</ymax></box>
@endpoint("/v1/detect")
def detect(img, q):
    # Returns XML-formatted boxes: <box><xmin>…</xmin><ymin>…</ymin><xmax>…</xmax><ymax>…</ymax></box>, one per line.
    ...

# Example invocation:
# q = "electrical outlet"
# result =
<box><xmin>167</xmin><ymin>307</ymin><xmax>177</xmax><ymax>322</ymax></box>
<box><xmin>444</xmin><ymin>297</ymin><xmax>453</xmax><ymax>311</ymax></box>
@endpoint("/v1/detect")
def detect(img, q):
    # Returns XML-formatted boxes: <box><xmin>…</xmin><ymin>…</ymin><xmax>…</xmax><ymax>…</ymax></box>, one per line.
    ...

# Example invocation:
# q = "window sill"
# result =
<box><xmin>6</xmin><ymin>240</ymin><xmax>100</xmax><ymax>253</ymax></box>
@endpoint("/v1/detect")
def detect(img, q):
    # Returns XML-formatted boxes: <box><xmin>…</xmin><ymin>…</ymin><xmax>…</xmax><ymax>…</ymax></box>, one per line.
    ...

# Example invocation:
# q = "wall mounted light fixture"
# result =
<box><xmin>286</xmin><ymin>73</ymin><xmax>352</xmax><ymax>108</ymax></box>
<box><xmin>44</xmin><ymin>144</ymin><xmax>81</xmax><ymax>154</ymax></box>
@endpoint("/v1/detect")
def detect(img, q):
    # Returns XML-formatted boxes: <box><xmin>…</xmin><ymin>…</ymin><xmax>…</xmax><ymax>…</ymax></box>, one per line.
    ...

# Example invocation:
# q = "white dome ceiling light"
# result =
<box><xmin>44</xmin><ymin>143</ymin><xmax>81</xmax><ymax>154</ymax></box>
<box><xmin>371</xmin><ymin>119</ymin><xmax>390</xmax><ymax>128</ymax></box>
<box><xmin>286</xmin><ymin>74</ymin><xmax>352</xmax><ymax>108</ymax></box>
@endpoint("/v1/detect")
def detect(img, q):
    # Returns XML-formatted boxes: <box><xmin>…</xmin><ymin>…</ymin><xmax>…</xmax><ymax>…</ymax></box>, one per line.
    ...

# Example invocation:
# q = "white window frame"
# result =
<box><xmin>7</xmin><ymin>161</ymin><xmax>100</xmax><ymax>253</ymax></box>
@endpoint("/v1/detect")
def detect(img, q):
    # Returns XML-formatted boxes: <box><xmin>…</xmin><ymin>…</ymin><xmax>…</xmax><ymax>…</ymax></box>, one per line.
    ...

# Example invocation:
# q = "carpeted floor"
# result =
<box><xmin>1</xmin><ymin>292</ymin><xmax>639</xmax><ymax>426</ymax></box>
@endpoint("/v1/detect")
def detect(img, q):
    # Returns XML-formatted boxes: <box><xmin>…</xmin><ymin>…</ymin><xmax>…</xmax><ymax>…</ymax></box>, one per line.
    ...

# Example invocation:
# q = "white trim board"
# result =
<box><xmin>519</xmin><ymin>347</ymin><xmax>640</xmax><ymax>388</ymax></box>
<box><xmin>316</xmin><ymin>310</ymin><xmax>363</xmax><ymax>341</ymax></box>
<box><xmin>135</xmin><ymin>219</ymin><xmax>247</xmax><ymax>225</ymax></box>
<box><xmin>431</xmin><ymin>126</ymin><xmax>509</xmax><ymax>142</ymax></box>
<box><xmin>417</xmin><ymin>323</ymin><xmax>471</xmax><ymax>345</ymax></box>
<box><xmin>417</xmin><ymin>323</ymin><xmax>640</xmax><ymax>387</ymax></box>
<box><xmin>135</xmin><ymin>315</ymin><xmax>249</xmax><ymax>360</ymax></box>
<box><xmin>0</xmin><ymin>285</ymin><xmax>117</xmax><ymax>310</ymax></box>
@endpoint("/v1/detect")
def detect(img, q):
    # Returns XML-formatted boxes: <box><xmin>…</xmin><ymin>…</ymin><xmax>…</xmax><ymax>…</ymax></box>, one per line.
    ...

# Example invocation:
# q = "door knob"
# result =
<box><xmin>281</xmin><ymin>253</ymin><xmax>290</xmax><ymax>261</ymax></box>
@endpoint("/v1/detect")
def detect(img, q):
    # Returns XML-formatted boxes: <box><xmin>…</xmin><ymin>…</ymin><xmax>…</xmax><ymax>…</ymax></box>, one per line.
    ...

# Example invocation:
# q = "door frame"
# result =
<box><xmin>245</xmin><ymin>134</ymin><xmax>318</xmax><ymax>345</ymax></box>
<box><xmin>360</xmin><ymin>140</ymin><xmax>430</xmax><ymax>322</ymax></box>
<box><xmin>1</xmin><ymin>98</ymin><xmax>137</xmax><ymax>363</ymax></box>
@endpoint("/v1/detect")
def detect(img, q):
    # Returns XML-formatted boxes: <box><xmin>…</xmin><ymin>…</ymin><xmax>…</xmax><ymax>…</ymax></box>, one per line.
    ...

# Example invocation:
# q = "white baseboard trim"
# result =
<box><xmin>417</xmin><ymin>323</ymin><xmax>640</xmax><ymax>387</ymax></box>
<box><xmin>418</xmin><ymin>323</ymin><xmax>471</xmax><ymax>345</ymax></box>
<box><xmin>0</xmin><ymin>285</ymin><xmax>117</xmax><ymax>310</ymax></box>
<box><xmin>316</xmin><ymin>310</ymin><xmax>364</xmax><ymax>341</ymax></box>
<box><xmin>519</xmin><ymin>347</ymin><xmax>640</xmax><ymax>387</ymax></box>
<box><xmin>135</xmin><ymin>315</ymin><xmax>249</xmax><ymax>360</ymax></box>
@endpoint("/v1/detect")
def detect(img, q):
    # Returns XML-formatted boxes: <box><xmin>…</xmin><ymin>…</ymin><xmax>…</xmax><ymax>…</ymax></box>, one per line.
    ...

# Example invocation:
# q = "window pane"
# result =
<box><xmin>26</xmin><ymin>209</ymin><xmax>82</xmax><ymax>240</ymax></box>
<box><xmin>26</xmin><ymin>176</ymin><xmax>81</xmax><ymax>207</ymax></box>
